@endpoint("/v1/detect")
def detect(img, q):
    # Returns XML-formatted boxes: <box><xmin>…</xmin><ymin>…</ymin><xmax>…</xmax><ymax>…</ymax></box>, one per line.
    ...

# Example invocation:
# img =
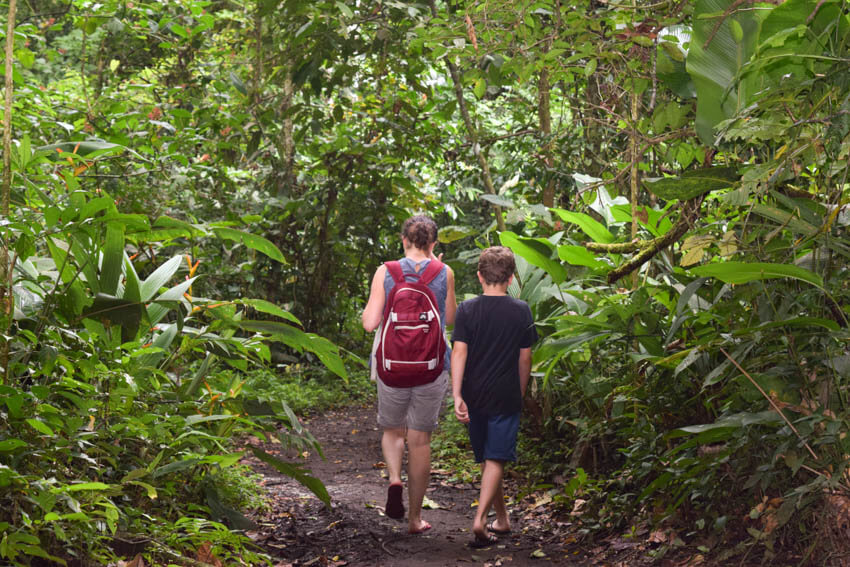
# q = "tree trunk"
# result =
<box><xmin>1</xmin><ymin>0</ymin><xmax>16</xmax><ymax>383</ymax></box>
<box><xmin>538</xmin><ymin>3</ymin><xmax>560</xmax><ymax>208</ymax></box>
<box><xmin>306</xmin><ymin>185</ymin><xmax>339</xmax><ymax>329</ymax></box>
<box><xmin>538</xmin><ymin>57</ymin><xmax>555</xmax><ymax>208</ymax></box>
<box><xmin>427</xmin><ymin>0</ymin><xmax>505</xmax><ymax>232</ymax></box>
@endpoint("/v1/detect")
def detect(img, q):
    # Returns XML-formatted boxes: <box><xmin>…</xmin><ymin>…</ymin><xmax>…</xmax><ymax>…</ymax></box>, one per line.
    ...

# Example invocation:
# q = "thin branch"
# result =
<box><xmin>602</xmin><ymin>215</ymin><xmax>691</xmax><ymax>284</ymax></box>
<box><xmin>720</xmin><ymin>347</ymin><xmax>820</xmax><ymax>462</ymax></box>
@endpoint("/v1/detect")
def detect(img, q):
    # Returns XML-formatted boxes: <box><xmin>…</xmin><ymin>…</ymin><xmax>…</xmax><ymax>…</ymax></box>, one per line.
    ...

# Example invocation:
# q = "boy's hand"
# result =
<box><xmin>454</xmin><ymin>396</ymin><xmax>469</xmax><ymax>423</ymax></box>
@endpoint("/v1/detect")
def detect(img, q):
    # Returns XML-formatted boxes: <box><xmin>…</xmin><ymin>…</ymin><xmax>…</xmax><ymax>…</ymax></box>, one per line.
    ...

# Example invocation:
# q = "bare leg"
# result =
<box><xmin>382</xmin><ymin>428</ymin><xmax>406</xmax><ymax>485</ymax></box>
<box><xmin>406</xmin><ymin>428</ymin><xmax>433</xmax><ymax>533</ymax></box>
<box><xmin>472</xmin><ymin>459</ymin><xmax>505</xmax><ymax>538</ymax></box>
<box><xmin>490</xmin><ymin>477</ymin><xmax>510</xmax><ymax>532</ymax></box>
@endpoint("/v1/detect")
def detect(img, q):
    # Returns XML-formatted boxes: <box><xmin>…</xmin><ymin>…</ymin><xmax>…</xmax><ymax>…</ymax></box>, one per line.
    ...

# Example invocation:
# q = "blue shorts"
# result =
<box><xmin>467</xmin><ymin>411</ymin><xmax>520</xmax><ymax>463</ymax></box>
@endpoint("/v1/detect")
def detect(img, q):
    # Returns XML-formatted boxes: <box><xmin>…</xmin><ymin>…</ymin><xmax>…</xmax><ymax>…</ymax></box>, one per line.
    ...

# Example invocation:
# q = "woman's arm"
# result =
<box><xmin>361</xmin><ymin>265</ymin><xmax>387</xmax><ymax>332</ymax></box>
<box><xmin>445</xmin><ymin>266</ymin><xmax>457</xmax><ymax>326</ymax></box>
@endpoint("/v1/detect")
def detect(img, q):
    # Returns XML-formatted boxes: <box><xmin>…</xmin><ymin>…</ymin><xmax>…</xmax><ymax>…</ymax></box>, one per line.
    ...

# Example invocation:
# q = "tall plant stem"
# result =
<box><xmin>426</xmin><ymin>0</ymin><xmax>505</xmax><ymax>232</ymax></box>
<box><xmin>629</xmin><ymin>87</ymin><xmax>639</xmax><ymax>288</ymax></box>
<box><xmin>1</xmin><ymin>0</ymin><xmax>17</xmax><ymax>384</ymax></box>
<box><xmin>719</xmin><ymin>347</ymin><xmax>819</xmax><ymax>462</ymax></box>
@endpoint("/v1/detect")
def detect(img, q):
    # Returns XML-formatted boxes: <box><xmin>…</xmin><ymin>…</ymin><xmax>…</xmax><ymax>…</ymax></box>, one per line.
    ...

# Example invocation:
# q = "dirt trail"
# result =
<box><xmin>243</xmin><ymin>404</ymin><xmax>647</xmax><ymax>566</ymax></box>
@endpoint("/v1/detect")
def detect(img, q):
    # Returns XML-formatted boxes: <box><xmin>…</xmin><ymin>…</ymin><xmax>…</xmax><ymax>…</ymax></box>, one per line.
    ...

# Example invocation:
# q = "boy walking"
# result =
<box><xmin>451</xmin><ymin>246</ymin><xmax>537</xmax><ymax>548</ymax></box>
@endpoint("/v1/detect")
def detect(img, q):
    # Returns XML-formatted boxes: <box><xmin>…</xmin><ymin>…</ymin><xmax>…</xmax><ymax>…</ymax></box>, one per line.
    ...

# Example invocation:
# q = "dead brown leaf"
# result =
<box><xmin>465</xmin><ymin>14</ymin><xmax>478</xmax><ymax>51</ymax></box>
<box><xmin>196</xmin><ymin>541</ymin><xmax>223</xmax><ymax>567</ymax></box>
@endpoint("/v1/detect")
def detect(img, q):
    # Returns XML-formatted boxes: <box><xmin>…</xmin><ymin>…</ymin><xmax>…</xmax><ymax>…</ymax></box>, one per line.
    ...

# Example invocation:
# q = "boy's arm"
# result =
<box><xmin>518</xmin><ymin>347</ymin><xmax>532</xmax><ymax>397</ymax></box>
<box><xmin>451</xmin><ymin>341</ymin><xmax>469</xmax><ymax>423</ymax></box>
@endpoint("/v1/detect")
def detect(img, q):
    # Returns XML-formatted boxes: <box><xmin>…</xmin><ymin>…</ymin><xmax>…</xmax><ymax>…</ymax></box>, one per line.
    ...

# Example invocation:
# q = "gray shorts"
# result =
<box><xmin>376</xmin><ymin>371</ymin><xmax>448</xmax><ymax>432</ymax></box>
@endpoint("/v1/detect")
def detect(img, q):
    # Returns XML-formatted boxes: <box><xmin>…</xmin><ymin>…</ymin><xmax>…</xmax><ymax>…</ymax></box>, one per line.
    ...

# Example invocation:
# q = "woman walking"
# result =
<box><xmin>361</xmin><ymin>215</ymin><xmax>456</xmax><ymax>534</ymax></box>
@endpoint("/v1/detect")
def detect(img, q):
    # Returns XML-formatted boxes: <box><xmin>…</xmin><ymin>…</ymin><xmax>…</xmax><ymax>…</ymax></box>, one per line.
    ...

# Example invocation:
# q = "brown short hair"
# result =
<box><xmin>478</xmin><ymin>246</ymin><xmax>515</xmax><ymax>285</ymax></box>
<box><xmin>401</xmin><ymin>215</ymin><xmax>438</xmax><ymax>250</ymax></box>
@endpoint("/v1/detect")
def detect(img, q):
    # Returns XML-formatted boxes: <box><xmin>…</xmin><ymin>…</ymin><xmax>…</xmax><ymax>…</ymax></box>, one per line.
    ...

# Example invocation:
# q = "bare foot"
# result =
<box><xmin>408</xmin><ymin>519</ymin><xmax>432</xmax><ymax>534</ymax></box>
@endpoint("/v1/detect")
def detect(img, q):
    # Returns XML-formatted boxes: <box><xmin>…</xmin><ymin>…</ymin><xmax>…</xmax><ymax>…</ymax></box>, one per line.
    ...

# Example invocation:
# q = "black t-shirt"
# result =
<box><xmin>452</xmin><ymin>295</ymin><xmax>537</xmax><ymax>415</ymax></box>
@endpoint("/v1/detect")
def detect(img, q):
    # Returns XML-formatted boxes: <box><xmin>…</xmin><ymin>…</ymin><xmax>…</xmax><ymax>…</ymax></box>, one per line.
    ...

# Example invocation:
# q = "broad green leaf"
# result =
<box><xmin>134</xmin><ymin>323</ymin><xmax>177</xmax><ymax>370</ymax></box>
<box><xmin>439</xmin><ymin>225</ymin><xmax>477</xmax><ymax>243</ymax></box>
<box><xmin>213</xmin><ymin>227</ymin><xmax>286</xmax><ymax>263</ymax></box>
<box><xmin>303</xmin><ymin>334</ymin><xmax>347</xmax><ymax>380</ymax></box>
<box><xmin>127</xmin><ymin>481</ymin><xmax>157</xmax><ymax>499</ymax></box>
<box><xmin>37</xmin><ymin>140</ymin><xmax>126</xmax><ymax>160</ymax></box>
<box><xmin>733</xmin><ymin>316</ymin><xmax>840</xmax><ymax>334</ymax></box>
<box><xmin>152</xmin><ymin>458</ymin><xmax>202</xmax><ymax>478</ymax></box>
<box><xmin>78</xmin><ymin>196</ymin><xmax>115</xmax><ymax>220</ymax></box>
<box><xmin>751</xmin><ymin>204</ymin><xmax>818</xmax><ymax>236</ymax></box>
<box><xmin>671</xmin><ymin>411</ymin><xmax>782</xmax><ymax>436</ymax></box>
<box><xmin>686</xmin><ymin>0</ymin><xmax>761</xmax><ymax>144</ymax></box>
<box><xmin>101</xmin><ymin>213</ymin><xmax>150</xmax><ymax>232</ymax></box>
<box><xmin>140</xmin><ymin>255</ymin><xmax>184</xmax><ymax>302</ymax></box>
<box><xmin>336</xmin><ymin>1</ymin><xmax>353</xmax><ymax>18</ymax></box>
<box><xmin>237</xmin><ymin>320</ymin><xmax>347</xmax><ymax>379</ymax></box>
<box><xmin>551</xmin><ymin>209</ymin><xmax>614</xmax><ymax>243</ymax></box>
<box><xmin>0</xmin><ymin>438</ymin><xmax>27</xmax><ymax>451</ymax></box>
<box><xmin>153</xmin><ymin>215</ymin><xmax>206</xmax><ymax>236</ymax></box>
<box><xmin>642</xmin><ymin>167</ymin><xmax>738</xmax><ymax>201</ymax></box>
<box><xmin>481</xmin><ymin>194</ymin><xmax>514</xmax><ymax>208</ymax></box>
<box><xmin>70</xmin><ymin>237</ymin><xmax>99</xmax><ymax>294</ymax></box>
<box><xmin>152</xmin><ymin>276</ymin><xmax>196</xmax><ymax>303</ymax></box>
<box><xmin>610</xmin><ymin>204</ymin><xmax>674</xmax><ymax>237</ymax></box>
<box><xmin>499</xmin><ymin>231</ymin><xmax>567</xmax><ymax>284</ymax></box>
<box><xmin>59</xmin><ymin>482</ymin><xmax>112</xmax><ymax>492</ymax></box>
<box><xmin>185</xmin><ymin>414</ymin><xmax>236</xmax><ymax>426</ymax></box>
<box><xmin>473</xmin><ymin>78</ymin><xmax>486</xmax><ymax>99</ymax></box>
<box><xmin>251</xmin><ymin>447</ymin><xmax>330</xmax><ymax>507</ymax></box>
<box><xmin>239</xmin><ymin>299</ymin><xmax>301</xmax><ymax>325</ymax></box>
<box><xmin>122</xmin><ymin>253</ymin><xmax>142</xmax><ymax>303</ymax></box>
<box><xmin>100</xmin><ymin>221</ymin><xmax>125</xmax><ymax>296</ymax></box>
<box><xmin>26</xmin><ymin>419</ymin><xmax>55</xmax><ymax>436</ymax></box>
<box><xmin>657</xmin><ymin>27</ymin><xmax>696</xmax><ymax>98</ymax></box>
<box><xmin>558</xmin><ymin>245</ymin><xmax>608</xmax><ymax>269</ymax></box>
<box><xmin>83</xmin><ymin>294</ymin><xmax>143</xmax><ymax>342</ymax></box>
<box><xmin>690</xmin><ymin>262</ymin><xmax>823</xmax><ymax>288</ymax></box>
<box><xmin>171</xmin><ymin>23</ymin><xmax>189</xmax><ymax>38</ymax></box>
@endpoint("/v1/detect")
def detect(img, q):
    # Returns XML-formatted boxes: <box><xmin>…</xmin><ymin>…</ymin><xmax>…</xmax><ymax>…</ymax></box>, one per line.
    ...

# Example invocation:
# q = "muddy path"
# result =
<box><xmin>242</xmin><ymin>404</ymin><xmax>670</xmax><ymax>567</ymax></box>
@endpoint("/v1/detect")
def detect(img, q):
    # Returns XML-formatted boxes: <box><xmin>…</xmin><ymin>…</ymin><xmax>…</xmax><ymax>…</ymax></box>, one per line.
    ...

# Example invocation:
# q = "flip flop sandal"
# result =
<box><xmin>385</xmin><ymin>483</ymin><xmax>405</xmax><ymax>520</ymax></box>
<box><xmin>487</xmin><ymin>520</ymin><xmax>512</xmax><ymax>536</ymax></box>
<box><xmin>469</xmin><ymin>533</ymin><xmax>499</xmax><ymax>549</ymax></box>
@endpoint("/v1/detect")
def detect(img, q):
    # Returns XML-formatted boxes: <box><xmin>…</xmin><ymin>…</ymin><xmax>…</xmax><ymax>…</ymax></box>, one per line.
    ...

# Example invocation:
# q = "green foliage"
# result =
<box><xmin>431</xmin><ymin>405</ymin><xmax>479</xmax><ymax>485</ymax></box>
<box><xmin>3</xmin><ymin>124</ymin><xmax>346</xmax><ymax>563</ymax></box>
<box><xmin>6</xmin><ymin>0</ymin><xmax>850</xmax><ymax>563</ymax></box>
<box><xmin>236</xmin><ymin>367</ymin><xmax>374</xmax><ymax>417</ymax></box>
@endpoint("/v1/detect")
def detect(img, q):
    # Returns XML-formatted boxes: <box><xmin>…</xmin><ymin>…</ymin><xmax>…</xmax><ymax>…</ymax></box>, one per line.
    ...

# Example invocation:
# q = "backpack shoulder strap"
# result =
<box><xmin>418</xmin><ymin>260</ymin><xmax>444</xmax><ymax>286</ymax></box>
<box><xmin>384</xmin><ymin>261</ymin><xmax>405</xmax><ymax>285</ymax></box>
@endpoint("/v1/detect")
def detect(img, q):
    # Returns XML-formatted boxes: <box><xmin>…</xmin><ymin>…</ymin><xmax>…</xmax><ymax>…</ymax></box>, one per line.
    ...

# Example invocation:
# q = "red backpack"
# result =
<box><xmin>376</xmin><ymin>260</ymin><xmax>447</xmax><ymax>388</ymax></box>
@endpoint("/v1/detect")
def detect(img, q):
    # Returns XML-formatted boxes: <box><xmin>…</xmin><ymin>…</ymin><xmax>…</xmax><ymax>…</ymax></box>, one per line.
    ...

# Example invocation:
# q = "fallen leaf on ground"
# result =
<box><xmin>196</xmin><ymin>541</ymin><xmax>223</xmax><ymax>567</ymax></box>
<box><xmin>422</xmin><ymin>495</ymin><xmax>442</xmax><ymax>509</ymax></box>
<box><xmin>531</xmin><ymin>549</ymin><xmax>547</xmax><ymax>558</ymax></box>
<box><xmin>570</xmin><ymin>498</ymin><xmax>586</xmax><ymax>516</ymax></box>
<box><xmin>532</xmin><ymin>493</ymin><xmax>553</xmax><ymax>509</ymax></box>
